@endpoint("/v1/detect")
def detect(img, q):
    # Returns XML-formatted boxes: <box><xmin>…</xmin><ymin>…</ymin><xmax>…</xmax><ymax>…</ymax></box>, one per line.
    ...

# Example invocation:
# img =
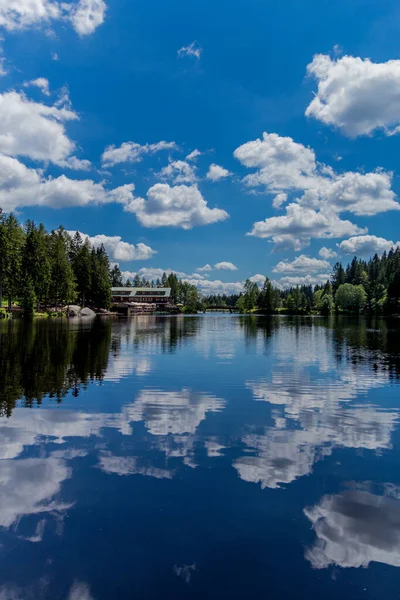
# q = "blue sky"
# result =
<box><xmin>1</xmin><ymin>0</ymin><xmax>400</xmax><ymax>293</ymax></box>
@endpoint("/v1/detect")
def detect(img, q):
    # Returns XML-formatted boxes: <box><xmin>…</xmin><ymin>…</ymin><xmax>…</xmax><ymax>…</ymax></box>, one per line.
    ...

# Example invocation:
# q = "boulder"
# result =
<box><xmin>67</xmin><ymin>305</ymin><xmax>81</xmax><ymax>317</ymax></box>
<box><xmin>81</xmin><ymin>307</ymin><xmax>96</xmax><ymax>318</ymax></box>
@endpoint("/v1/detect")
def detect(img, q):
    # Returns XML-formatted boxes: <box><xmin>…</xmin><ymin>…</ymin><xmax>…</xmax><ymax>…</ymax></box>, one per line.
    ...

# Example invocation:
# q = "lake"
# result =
<box><xmin>0</xmin><ymin>315</ymin><xmax>399</xmax><ymax>600</ymax></box>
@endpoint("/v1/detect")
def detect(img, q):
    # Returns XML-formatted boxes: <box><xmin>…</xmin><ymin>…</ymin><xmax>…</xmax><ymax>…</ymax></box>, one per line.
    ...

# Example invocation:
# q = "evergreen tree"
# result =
<box><xmin>0</xmin><ymin>214</ymin><xmax>25</xmax><ymax>310</ymax></box>
<box><xmin>126</xmin><ymin>278</ymin><xmax>132</xmax><ymax>287</ymax></box>
<box><xmin>90</xmin><ymin>245</ymin><xmax>112</xmax><ymax>309</ymax></box>
<box><xmin>22</xmin><ymin>221</ymin><xmax>51</xmax><ymax>310</ymax></box>
<box><xmin>22</xmin><ymin>277</ymin><xmax>37</xmax><ymax>316</ymax></box>
<box><xmin>110</xmin><ymin>264</ymin><xmax>123</xmax><ymax>287</ymax></box>
<box><xmin>133</xmin><ymin>274</ymin><xmax>141</xmax><ymax>287</ymax></box>
<box><xmin>49</xmin><ymin>228</ymin><xmax>77</xmax><ymax>308</ymax></box>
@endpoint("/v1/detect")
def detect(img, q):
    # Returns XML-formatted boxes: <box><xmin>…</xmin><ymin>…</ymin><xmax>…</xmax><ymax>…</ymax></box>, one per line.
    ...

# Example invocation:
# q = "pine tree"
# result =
<box><xmin>49</xmin><ymin>228</ymin><xmax>77</xmax><ymax>308</ymax></box>
<box><xmin>22</xmin><ymin>277</ymin><xmax>37</xmax><ymax>316</ymax></box>
<box><xmin>110</xmin><ymin>265</ymin><xmax>123</xmax><ymax>287</ymax></box>
<box><xmin>71</xmin><ymin>237</ymin><xmax>92</xmax><ymax>306</ymax></box>
<box><xmin>22</xmin><ymin>221</ymin><xmax>51</xmax><ymax>310</ymax></box>
<box><xmin>0</xmin><ymin>214</ymin><xmax>25</xmax><ymax>310</ymax></box>
<box><xmin>90</xmin><ymin>245</ymin><xmax>112</xmax><ymax>309</ymax></box>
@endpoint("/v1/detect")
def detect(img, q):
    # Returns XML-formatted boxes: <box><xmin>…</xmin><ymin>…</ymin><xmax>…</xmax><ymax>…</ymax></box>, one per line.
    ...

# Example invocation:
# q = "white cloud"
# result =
<box><xmin>206</xmin><ymin>164</ymin><xmax>231</xmax><ymax>181</ymax></box>
<box><xmin>319</xmin><ymin>246</ymin><xmax>337</xmax><ymax>259</ymax></box>
<box><xmin>68</xmin><ymin>231</ymin><xmax>157</xmax><ymax>261</ymax></box>
<box><xmin>248</xmin><ymin>203</ymin><xmax>365</xmax><ymax>251</ymax></box>
<box><xmin>101</xmin><ymin>140</ymin><xmax>178</xmax><ymax>167</ymax></box>
<box><xmin>0</xmin><ymin>0</ymin><xmax>106</xmax><ymax>35</ymax></box>
<box><xmin>177</xmin><ymin>41</ymin><xmax>202</xmax><ymax>60</ymax></box>
<box><xmin>276</xmin><ymin>273</ymin><xmax>331</xmax><ymax>288</ymax></box>
<box><xmin>123</xmin><ymin>183</ymin><xmax>229</xmax><ymax>229</ymax></box>
<box><xmin>122</xmin><ymin>267</ymin><xmax>186</xmax><ymax>282</ymax></box>
<box><xmin>0</xmin><ymin>154</ymin><xmax>132</xmax><ymax>211</ymax></box>
<box><xmin>51</xmin><ymin>52</ymin><xmax>59</xmax><ymax>60</ymax></box>
<box><xmin>305</xmin><ymin>489</ymin><xmax>400</xmax><ymax>568</ymax></box>
<box><xmin>186</xmin><ymin>149</ymin><xmax>202</xmax><ymax>161</ymax></box>
<box><xmin>24</xmin><ymin>77</ymin><xmax>50</xmax><ymax>96</ymax></box>
<box><xmin>272</xmin><ymin>193</ymin><xmax>287</xmax><ymax>209</ymax></box>
<box><xmin>235</xmin><ymin>131</ymin><xmax>399</xmax><ymax>248</ymax></box>
<box><xmin>306</xmin><ymin>53</ymin><xmax>400</xmax><ymax>137</ymax></box>
<box><xmin>249</xmin><ymin>274</ymin><xmax>266</xmax><ymax>286</ymax></box>
<box><xmin>69</xmin><ymin>0</ymin><xmax>106</xmax><ymax>36</ymax></box>
<box><xmin>273</xmin><ymin>254</ymin><xmax>330</xmax><ymax>274</ymax></box>
<box><xmin>339</xmin><ymin>235</ymin><xmax>400</xmax><ymax>256</ymax></box>
<box><xmin>0</xmin><ymin>90</ymin><xmax>87</xmax><ymax>166</ymax></box>
<box><xmin>159</xmin><ymin>160</ymin><xmax>197</xmax><ymax>184</ymax></box>
<box><xmin>67</xmin><ymin>582</ymin><xmax>96</xmax><ymax>600</ymax></box>
<box><xmin>182</xmin><ymin>276</ymin><xmax>244</xmax><ymax>295</ymax></box>
<box><xmin>197</xmin><ymin>264</ymin><xmax>213</xmax><ymax>272</ymax></box>
<box><xmin>214</xmin><ymin>261</ymin><xmax>237</xmax><ymax>271</ymax></box>
<box><xmin>234</xmin><ymin>132</ymin><xmax>317</xmax><ymax>191</ymax></box>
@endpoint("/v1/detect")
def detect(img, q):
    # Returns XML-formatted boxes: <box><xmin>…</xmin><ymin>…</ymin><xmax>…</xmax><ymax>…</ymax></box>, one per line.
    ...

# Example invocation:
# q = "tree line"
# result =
<box><xmin>213</xmin><ymin>249</ymin><xmax>400</xmax><ymax>315</ymax></box>
<box><xmin>0</xmin><ymin>214</ymin><xmax>112</xmax><ymax>314</ymax></box>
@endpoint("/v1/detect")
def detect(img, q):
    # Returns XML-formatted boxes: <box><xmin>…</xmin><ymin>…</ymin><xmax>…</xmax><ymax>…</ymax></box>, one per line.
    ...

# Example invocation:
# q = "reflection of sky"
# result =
<box><xmin>305</xmin><ymin>487</ymin><xmax>400</xmax><ymax>569</ymax></box>
<box><xmin>0</xmin><ymin>317</ymin><xmax>400</xmax><ymax>595</ymax></box>
<box><xmin>235</xmin><ymin>326</ymin><xmax>399</xmax><ymax>489</ymax></box>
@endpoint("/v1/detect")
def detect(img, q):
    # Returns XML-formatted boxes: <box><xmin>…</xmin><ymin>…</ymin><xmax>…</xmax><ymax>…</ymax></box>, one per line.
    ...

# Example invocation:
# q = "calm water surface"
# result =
<box><xmin>0</xmin><ymin>315</ymin><xmax>399</xmax><ymax>599</ymax></box>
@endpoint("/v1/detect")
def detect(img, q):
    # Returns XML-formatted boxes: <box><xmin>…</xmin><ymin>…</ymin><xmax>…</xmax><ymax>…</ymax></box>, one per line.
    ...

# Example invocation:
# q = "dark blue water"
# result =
<box><xmin>0</xmin><ymin>315</ymin><xmax>399</xmax><ymax>600</ymax></box>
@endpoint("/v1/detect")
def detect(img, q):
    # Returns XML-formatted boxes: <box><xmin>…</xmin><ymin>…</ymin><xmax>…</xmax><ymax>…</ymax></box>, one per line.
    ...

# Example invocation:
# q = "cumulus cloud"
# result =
<box><xmin>319</xmin><ymin>246</ymin><xmax>338</xmax><ymax>259</ymax></box>
<box><xmin>68</xmin><ymin>231</ymin><xmax>156</xmax><ymax>261</ymax></box>
<box><xmin>305</xmin><ymin>489</ymin><xmax>400</xmax><ymax>568</ymax></box>
<box><xmin>206</xmin><ymin>164</ymin><xmax>231</xmax><ymax>181</ymax></box>
<box><xmin>273</xmin><ymin>193</ymin><xmax>287</xmax><ymax>209</ymax></box>
<box><xmin>24</xmin><ymin>77</ymin><xmax>50</xmax><ymax>96</ymax></box>
<box><xmin>273</xmin><ymin>254</ymin><xmax>330</xmax><ymax>274</ymax></box>
<box><xmin>339</xmin><ymin>235</ymin><xmax>400</xmax><ymax>256</ymax></box>
<box><xmin>249</xmin><ymin>274</ymin><xmax>266</xmax><ymax>286</ymax></box>
<box><xmin>306</xmin><ymin>53</ymin><xmax>400</xmax><ymax>137</ymax></box>
<box><xmin>235</xmin><ymin>131</ymin><xmax>399</xmax><ymax>249</ymax></box>
<box><xmin>182</xmin><ymin>276</ymin><xmax>244</xmax><ymax>295</ymax></box>
<box><xmin>69</xmin><ymin>0</ymin><xmax>106</xmax><ymax>36</ymax></box>
<box><xmin>276</xmin><ymin>273</ymin><xmax>331</xmax><ymax>288</ymax></box>
<box><xmin>177</xmin><ymin>41</ymin><xmax>202</xmax><ymax>60</ymax></box>
<box><xmin>214</xmin><ymin>261</ymin><xmax>237</xmax><ymax>271</ymax></box>
<box><xmin>159</xmin><ymin>160</ymin><xmax>197</xmax><ymax>184</ymax></box>
<box><xmin>0</xmin><ymin>0</ymin><xmax>106</xmax><ymax>36</ymax></box>
<box><xmin>123</xmin><ymin>183</ymin><xmax>229</xmax><ymax>229</ymax></box>
<box><xmin>0</xmin><ymin>154</ymin><xmax>131</xmax><ymax>211</ymax></box>
<box><xmin>197</xmin><ymin>264</ymin><xmax>213</xmax><ymax>272</ymax></box>
<box><xmin>186</xmin><ymin>149</ymin><xmax>202</xmax><ymax>161</ymax></box>
<box><xmin>101</xmin><ymin>140</ymin><xmax>178</xmax><ymax>167</ymax></box>
<box><xmin>248</xmin><ymin>203</ymin><xmax>365</xmax><ymax>251</ymax></box>
<box><xmin>0</xmin><ymin>90</ymin><xmax>89</xmax><ymax>167</ymax></box>
<box><xmin>121</xmin><ymin>267</ymin><xmax>186</xmax><ymax>282</ymax></box>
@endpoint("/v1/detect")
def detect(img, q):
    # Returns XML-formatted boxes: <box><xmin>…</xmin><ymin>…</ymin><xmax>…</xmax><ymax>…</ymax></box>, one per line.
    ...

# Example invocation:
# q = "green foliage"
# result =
<box><xmin>335</xmin><ymin>284</ymin><xmax>367</xmax><ymax>313</ymax></box>
<box><xmin>313</xmin><ymin>289</ymin><xmax>334</xmax><ymax>315</ymax></box>
<box><xmin>49</xmin><ymin>228</ymin><xmax>77</xmax><ymax>307</ymax></box>
<box><xmin>21</xmin><ymin>277</ymin><xmax>37</xmax><ymax>316</ymax></box>
<box><xmin>110</xmin><ymin>264</ymin><xmax>123</xmax><ymax>287</ymax></box>
<box><xmin>90</xmin><ymin>245</ymin><xmax>112</xmax><ymax>309</ymax></box>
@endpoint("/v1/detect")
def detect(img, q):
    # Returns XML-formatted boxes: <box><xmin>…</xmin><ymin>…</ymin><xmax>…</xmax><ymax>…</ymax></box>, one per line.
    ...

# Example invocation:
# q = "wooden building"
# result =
<box><xmin>111</xmin><ymin>287</ymin><xmax>173</xmax><ymax>315</ymax></box>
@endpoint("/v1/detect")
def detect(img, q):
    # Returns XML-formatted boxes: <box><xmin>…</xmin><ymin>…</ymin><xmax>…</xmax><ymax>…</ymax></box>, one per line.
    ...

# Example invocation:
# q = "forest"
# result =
<box><xmin>215</xmin><ymin>249</ymin><xmax>400</xmax><ymax>315</ymax></box>
<box><xmin>1</xmin><ymin>212</ymin><xmax>399</xmax><ymax>316</ymax></box>
<box><xmin>0</xmin><ymin>213</ymin><xmax>202</xmax><ymax>315</ymax></box>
